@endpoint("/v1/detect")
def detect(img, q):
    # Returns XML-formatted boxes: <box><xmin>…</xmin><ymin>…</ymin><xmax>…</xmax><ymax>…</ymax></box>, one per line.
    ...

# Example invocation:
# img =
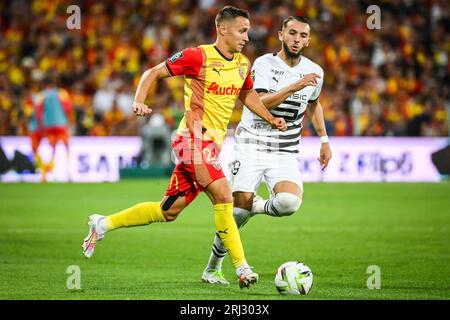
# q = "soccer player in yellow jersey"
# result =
<box><xmin>82</xmin><ymin>6</ymin><xmax>287</xmax><ymax>289</ymax></box>
<box><xmin>202</xmin><ymin>16</ymin><xmax>332</xmax><ymax>285</ymax></box>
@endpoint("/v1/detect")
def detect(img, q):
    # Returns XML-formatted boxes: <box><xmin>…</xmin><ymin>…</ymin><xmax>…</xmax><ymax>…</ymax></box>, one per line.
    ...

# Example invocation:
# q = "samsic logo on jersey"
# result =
<box><xmin>206</xmin><ymin>82</ymin><xmax>241</xmax><ymax>95</ymax></box>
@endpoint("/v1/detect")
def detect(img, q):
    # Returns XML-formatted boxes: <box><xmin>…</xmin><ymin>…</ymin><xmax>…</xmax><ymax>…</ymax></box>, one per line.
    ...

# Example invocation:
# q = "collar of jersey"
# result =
<box><xmin>274</xmin><ymin>52</ymin><xmax>303</xmax><ymax>71</ymax></box>
<box><xmin>213</xmin><ymin>46</ymin><xmax>234</xmax><ymax>61</ymax></box>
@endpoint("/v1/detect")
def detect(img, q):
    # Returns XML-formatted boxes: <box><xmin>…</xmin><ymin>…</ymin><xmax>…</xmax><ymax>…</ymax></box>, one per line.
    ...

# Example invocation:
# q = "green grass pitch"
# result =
<box><xmin>0</xmin><ymin>180</ymin><xmax>449</xmax><ymax>300</ymax></box>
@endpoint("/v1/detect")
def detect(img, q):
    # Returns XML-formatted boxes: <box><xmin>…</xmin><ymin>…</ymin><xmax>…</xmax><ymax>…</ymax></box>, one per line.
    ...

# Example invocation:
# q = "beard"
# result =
<box><xmin>283</xmin><ymin>42</ymin><xmax>302</xmax><ymax>59</ymax></box>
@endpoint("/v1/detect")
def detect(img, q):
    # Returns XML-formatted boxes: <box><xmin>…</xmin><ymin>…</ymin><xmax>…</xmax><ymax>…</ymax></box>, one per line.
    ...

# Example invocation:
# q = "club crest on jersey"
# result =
<box><xmin>239</xmin><ymin>67</ymin><xmax>245</xmax><ymax>80</ymax></box>
<box><xmin>169</xmin><ymin>51</ymin><xmax>183</xmax><ymax>64</ymax></box>
<box><xmin>251</xmin><ymin>69</ymin><xmax>255</xmax><ymax>82</ymax></box>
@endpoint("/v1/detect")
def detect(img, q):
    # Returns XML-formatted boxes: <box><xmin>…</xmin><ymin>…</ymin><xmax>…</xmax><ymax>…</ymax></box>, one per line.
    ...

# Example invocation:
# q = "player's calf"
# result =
<box><xmin>161</xmin><ymin>208</ymin><xmax>182</xmax><ymax>222</ymax></box>
<box><xmin>233</xmin><ymin>207</ymin><xmax>252</xmax><ymax>228</ymax></box>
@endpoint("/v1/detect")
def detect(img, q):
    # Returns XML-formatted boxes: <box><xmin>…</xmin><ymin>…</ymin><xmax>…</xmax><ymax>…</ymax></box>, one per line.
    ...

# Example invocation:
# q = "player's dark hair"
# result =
<box><xmin>215</xmin><ymin>6</ymin><xmax>250</xmax><ymax>27</ymax></box>
<box><xmin>281</xmin><ymin>16</ymin><xmax>310</xmax><ymax>30</ymax></box>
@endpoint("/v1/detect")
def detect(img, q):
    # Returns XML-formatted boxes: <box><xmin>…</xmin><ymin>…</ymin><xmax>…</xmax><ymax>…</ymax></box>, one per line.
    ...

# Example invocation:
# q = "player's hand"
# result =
<box><xmin>318</xmin><ymin>142</ymin><xmax>332</xmax><ymax>170</ymax></box>
<box><xmin>269</xmin><ymin>117</ymin><xmax>287</xmax><ymax>132</ymax></box>
<box><xmin>292</xmin><ymin>73</ymin><xmax>320</xmax><ymax>91</ymax></box>
<box><xmin>132</xmin><ymin>101</ymin><xmax>152</xmax><ymax>116</ymax></box>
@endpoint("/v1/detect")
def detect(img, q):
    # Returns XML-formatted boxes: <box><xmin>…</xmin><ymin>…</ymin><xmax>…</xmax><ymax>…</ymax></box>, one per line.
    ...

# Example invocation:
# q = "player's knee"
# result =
<box><xmin>162</xmin><ymin>208</ymin><xmax>181</xmax><ymax>222</ymax></box>
<box><xmin>275</xmin><ymin>192</ymin><xmax>302</xmax><ymax>216</ymax></box>
<box><xmin>161</xmin><ymin>194</ymin><xmax>186</xmax><ymax>222</ymax></box>
<box><xmin>161</xmin><ymin>203</ymin><xmax>184</xmax><ymax>222</ymax></box>
<box><xmin>214</xmin><ymin>194</ymin><xmax>233</xmax><ymax>204</ymax></box>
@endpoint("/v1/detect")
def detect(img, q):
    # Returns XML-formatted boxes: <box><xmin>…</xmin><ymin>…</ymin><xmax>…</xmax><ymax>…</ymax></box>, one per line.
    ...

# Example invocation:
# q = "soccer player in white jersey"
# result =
<box><xmin>201</xmin><ymin>16</ymin><xmax>332</xmax><ymax>284</ymax></box>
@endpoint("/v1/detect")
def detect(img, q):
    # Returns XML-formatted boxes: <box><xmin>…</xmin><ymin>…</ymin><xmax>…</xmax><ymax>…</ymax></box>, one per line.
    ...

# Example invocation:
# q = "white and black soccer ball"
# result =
<box><xmin>274</xmin><ymin>261</ymin><xmax>313</xmax><ymax>295</ymax></box>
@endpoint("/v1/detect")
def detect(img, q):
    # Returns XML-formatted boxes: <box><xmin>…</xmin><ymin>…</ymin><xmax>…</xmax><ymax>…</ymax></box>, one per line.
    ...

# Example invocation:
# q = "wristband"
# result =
<box><xmin>320</xmin><ymin>135</ymin><xmax>329</xmax><ymax>144</ymax></box>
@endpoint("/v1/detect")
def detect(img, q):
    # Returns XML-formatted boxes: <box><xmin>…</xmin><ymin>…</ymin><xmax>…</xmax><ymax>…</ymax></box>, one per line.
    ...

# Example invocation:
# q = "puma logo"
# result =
<box><xmin>218</xmin><ymin>228</ymin><xmax>229</xmax><ymax>235</ymax></box>
<box><xmin>213</xmin><ymin>68</ymin><xmax>221</xmax><ymax>76</ymax></box>
<box><xmin>272</xmin><ymin>76</ymin><xmax>280</xmax><ymax>83</ymax></box>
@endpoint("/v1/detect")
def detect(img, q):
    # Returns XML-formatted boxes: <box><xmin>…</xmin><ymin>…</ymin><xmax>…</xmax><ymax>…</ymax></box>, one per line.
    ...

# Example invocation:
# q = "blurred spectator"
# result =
<box><xmin>139</xmin><ymin>113</ymin><xmax>172</xmax><ymax>167</ymax></box>
<box><xmin>93</xmin><ymin>82</ymin><xmax>116</xmax><ymax>115</ymax></box>
<box><xmin>103</xmin><ymin>99</ymin><xmax>126</xmax><ymax>135</ymax></box>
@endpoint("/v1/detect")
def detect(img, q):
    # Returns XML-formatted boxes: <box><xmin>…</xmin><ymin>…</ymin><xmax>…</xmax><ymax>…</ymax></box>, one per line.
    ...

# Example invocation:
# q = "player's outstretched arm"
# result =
<box><xmin>133</xmin><ymin>62</ymin><xmax>170</xmax><ymax>116</ymax></box>
<box><xmin>307</xmin><ymin>100</ymin><xmax>332</xmax><ymax>170</ymax></box>
<box><xmin>259</xmin><ymin>73</ymin><xmax>320</xmax><ymax>110</ymax></box>
<box><xmin>239</xmin><ymin>89</ymin><xmax>287</xmax><ymax>131</ymax></box>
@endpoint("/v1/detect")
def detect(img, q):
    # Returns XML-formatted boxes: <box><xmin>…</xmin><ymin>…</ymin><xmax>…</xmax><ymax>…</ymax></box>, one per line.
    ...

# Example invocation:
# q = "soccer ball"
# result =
<box><xmin>274</xmin><ymin>261</ymin><xmax>313</xmax><ymax>295</ymax></box>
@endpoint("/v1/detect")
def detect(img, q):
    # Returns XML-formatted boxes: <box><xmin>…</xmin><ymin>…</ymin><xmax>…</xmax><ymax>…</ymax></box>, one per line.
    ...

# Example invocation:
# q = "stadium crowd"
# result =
<box><xmin>0</xmin><ymin>0</ymin><xmax>449</xmax><ymax>137</ymax></box>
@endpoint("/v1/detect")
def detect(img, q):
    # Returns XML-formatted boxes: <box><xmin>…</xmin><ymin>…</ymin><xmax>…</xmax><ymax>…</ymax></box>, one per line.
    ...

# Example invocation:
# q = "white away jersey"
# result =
<box><xmin>237</xmin><ymin>53</ymin><xmax>324</xmax><ymax>154</ymax></box>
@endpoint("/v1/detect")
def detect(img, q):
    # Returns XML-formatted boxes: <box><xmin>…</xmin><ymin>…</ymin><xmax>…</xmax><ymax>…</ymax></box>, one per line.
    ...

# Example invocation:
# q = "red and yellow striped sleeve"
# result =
<box><xmin>165</xmin><ymin>47</ymin><xmax>203</xmax><ymax>77</ymax></box>
<box><xmin>241</xmin><ymin>67</ymin><xmax>253</xmax><ymax>90</ymax></box>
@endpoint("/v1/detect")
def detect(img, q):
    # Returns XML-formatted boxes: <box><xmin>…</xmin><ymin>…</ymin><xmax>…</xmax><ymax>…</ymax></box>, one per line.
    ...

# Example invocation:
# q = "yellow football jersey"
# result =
<box><xmin>165</xmin><ymin>44</ymin><xmax>253</xmax><ymax>145</ymax></box>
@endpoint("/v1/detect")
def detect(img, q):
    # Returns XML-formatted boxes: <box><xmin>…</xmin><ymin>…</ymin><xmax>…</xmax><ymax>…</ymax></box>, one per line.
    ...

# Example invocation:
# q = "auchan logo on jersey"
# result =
<box><xmin>206</xmin><ymin>82</ymin><xmax>241</xmax><ymax>95</ymax></box>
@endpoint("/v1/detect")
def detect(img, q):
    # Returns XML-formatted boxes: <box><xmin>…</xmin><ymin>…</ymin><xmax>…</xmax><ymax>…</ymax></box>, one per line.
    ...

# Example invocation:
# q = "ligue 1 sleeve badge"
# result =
<box><xmin>169</xmin><ymin>51</ymin><xmax>183</xmax><ymax>64</ymax></box>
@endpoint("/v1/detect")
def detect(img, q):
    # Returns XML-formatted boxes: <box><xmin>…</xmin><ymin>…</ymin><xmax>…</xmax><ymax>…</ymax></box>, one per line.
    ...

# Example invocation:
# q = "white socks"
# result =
<box><xmin>205</xmin><ymin>193</ymin><xmax>302</xmax><ymax>272</ymax></box>
<box><xmin>206</xmin><ymin>231</ymin><xmax>228</xmax><ymax>271</ymax></box>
